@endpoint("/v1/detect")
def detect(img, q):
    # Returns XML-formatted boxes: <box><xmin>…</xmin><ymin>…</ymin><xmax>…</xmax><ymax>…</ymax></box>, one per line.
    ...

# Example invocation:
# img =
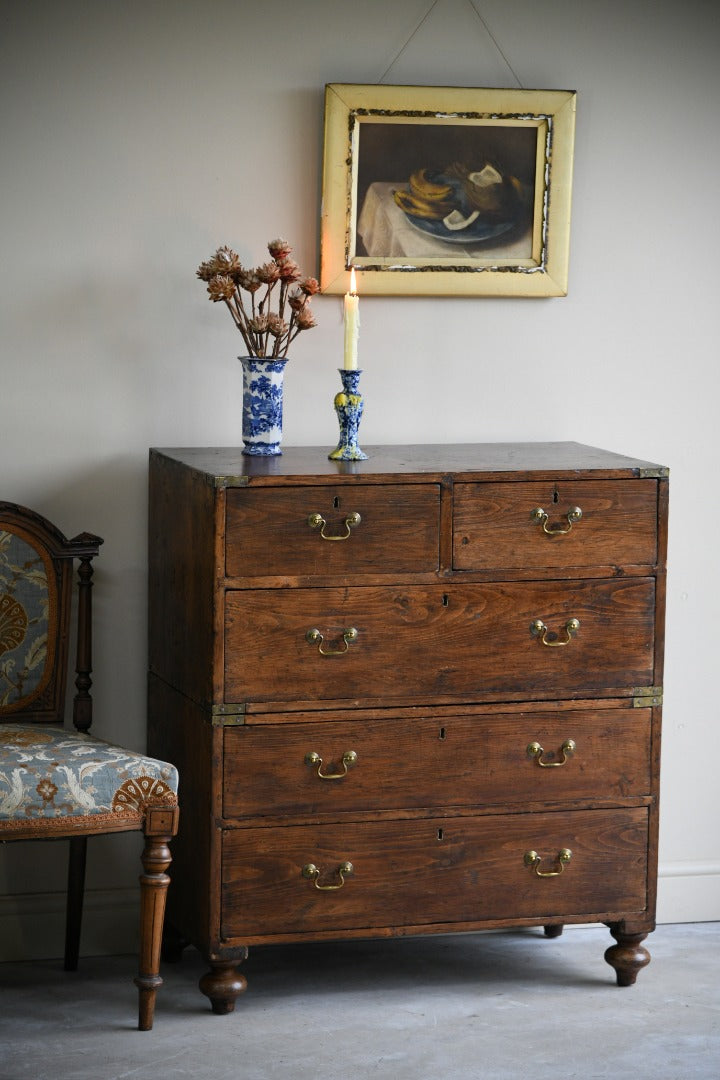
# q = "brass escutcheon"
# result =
<box><xmin>527</xmin><ymin>738</ymin><xmax>577</xmax><ymax>767</ymax></box>
<box><xmin>531</xmin><ymin>506</ymin><xmax>583</xmax><ymax>536</ymax></box>
<box><xmin>307</xmin><ymin>511</ymin><xmax>361</xmax><ymax>540</ymax></box>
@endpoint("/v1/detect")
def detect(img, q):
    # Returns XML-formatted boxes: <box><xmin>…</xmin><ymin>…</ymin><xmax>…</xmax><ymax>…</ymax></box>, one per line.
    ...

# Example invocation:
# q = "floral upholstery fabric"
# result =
<box><xmin>0</xmin><ymin>530</ymin><xmax>49</xmax><ymax>708</ymax></box>
<box><xmin>0</xmin><ymin>725</ymin><xmax>179</xmax><ymax>834</ymax></box>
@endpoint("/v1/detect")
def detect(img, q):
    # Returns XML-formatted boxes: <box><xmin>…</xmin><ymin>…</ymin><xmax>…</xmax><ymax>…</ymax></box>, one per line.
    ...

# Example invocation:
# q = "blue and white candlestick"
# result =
<box><xmin>329</xmin><ymin>369</ymin><xmax>368</xmax><ymax>461</ymax></box>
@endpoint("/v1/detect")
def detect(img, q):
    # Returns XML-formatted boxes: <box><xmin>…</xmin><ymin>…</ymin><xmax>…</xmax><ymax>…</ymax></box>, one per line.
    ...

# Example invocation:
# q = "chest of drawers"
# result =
<box><xmin>147</xmin><ymin>443</ymin><xmax>668</xmax><ymax>1013</ymax></box>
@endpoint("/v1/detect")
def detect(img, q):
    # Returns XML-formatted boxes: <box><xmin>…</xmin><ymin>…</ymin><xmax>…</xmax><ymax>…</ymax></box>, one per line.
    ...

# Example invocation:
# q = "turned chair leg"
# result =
<box><xmin>64</xmin><ymin>836</ymin><xmax>88</xmax><ymax>971</ymax></box>
<box><xmin>133</xmin><ymin>814</ymin><xmax>176</xmax><ymax>1031</ymax></box>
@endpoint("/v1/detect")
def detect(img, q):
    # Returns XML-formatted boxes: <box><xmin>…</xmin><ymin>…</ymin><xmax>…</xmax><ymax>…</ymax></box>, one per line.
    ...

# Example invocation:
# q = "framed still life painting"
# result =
<box><xmin>319</xmin><ymin>83</ymin><xmax>576</xmax><ymax>297</ymax></box>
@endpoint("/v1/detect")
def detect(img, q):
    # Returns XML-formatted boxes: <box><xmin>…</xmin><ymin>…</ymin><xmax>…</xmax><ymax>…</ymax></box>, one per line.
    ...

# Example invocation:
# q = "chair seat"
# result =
<box><xmin>0</xmin><ymin>724</ymin><xmax>178</xmax><ymax>836</ymax></box>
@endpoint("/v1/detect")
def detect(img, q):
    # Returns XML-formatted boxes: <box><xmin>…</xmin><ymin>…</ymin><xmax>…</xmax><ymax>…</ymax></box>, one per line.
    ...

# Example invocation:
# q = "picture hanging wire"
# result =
<box><xmin>376</xmin><ymin>0</ymin><xmax>524</xmax><ymax>88</ymax></box>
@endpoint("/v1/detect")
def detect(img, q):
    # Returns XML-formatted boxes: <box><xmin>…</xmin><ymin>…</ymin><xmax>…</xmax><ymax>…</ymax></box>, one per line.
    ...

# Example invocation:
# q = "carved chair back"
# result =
<box><xmin>0</xmin><ymin>502</ymin><xmax>101</xmax><ymax>731</ymax></box>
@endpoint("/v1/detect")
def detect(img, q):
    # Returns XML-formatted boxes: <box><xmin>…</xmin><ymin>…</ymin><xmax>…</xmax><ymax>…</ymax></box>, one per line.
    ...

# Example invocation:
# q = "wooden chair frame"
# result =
<box><xmin>0</xmin><ymin>502</ymin><xmax>179</xmax><ymax>1030</ymax></box>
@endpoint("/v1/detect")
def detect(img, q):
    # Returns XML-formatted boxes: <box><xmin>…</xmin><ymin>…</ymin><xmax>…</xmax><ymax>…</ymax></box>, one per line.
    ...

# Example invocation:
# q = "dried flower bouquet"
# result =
<box><xmin>196</xmin><ymin>239</ymin><xmax>318</xmax><ymax>359</ymax></box>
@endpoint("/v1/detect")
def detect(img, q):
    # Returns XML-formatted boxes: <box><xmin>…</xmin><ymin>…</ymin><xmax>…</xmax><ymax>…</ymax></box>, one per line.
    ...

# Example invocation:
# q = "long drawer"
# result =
<box><xmin>223</xmin><ymin>707</ymin><xmax>651</xmax><ymax>819</ymax></box>
<box><xmin>224</xmin><ymin>579</ymin><xmax>656</xmax><ymax>704</ymax></box>
<box><xmin>453</xmin><ymin>479</ymin><xmax>658</xmax><ymax>570</ymax></box>
<box><xmin>221</xmin><ymin>807</ymin><xmax>649</xmax><ymax>939</ymax></box>
<box><xmin>225</xmin><ymin>484</ymin><xmax>441</xmax><ymax>578</ymax></box>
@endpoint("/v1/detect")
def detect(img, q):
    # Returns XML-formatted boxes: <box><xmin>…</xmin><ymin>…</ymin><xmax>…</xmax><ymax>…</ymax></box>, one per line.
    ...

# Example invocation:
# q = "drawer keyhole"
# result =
<box><xmin>437</xmin><ymin>828</ymin><xmax>444</xmax><ymax>841</ymax></box>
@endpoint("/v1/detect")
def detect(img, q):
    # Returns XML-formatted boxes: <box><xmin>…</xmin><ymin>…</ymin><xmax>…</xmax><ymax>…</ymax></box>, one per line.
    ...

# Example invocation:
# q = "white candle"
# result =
<box><xmin>343</xmin><ymin>268</ymin><xmax>359</xmax><ymax>370</ymax></box>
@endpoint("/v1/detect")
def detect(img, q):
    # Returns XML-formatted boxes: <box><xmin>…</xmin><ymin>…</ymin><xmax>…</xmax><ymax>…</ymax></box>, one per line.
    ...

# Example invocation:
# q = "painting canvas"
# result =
<box><xmin>320</xmin><ymin>84</ymin><xmax>576</xmax><ymax>297</ymax></box>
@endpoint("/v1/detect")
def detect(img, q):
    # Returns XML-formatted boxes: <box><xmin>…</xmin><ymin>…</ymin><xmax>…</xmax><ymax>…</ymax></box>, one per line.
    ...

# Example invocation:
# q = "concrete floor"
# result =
<box><xmin>1</xmin><ymin>923</ymin><xmax>718</xmax><ymax>1080</ymax></box>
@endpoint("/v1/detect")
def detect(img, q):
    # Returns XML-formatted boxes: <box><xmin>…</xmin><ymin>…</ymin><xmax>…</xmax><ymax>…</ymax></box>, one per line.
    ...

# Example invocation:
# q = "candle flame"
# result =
<box><xmin>350</xmin><ymin>267</ymin><xmax>357</xmax><ymax>295</ymax></box>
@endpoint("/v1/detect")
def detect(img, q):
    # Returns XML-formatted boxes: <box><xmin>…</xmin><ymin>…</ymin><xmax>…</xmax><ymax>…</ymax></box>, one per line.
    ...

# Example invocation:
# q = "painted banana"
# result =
<box><xmin>408</xmin><ymin>169</ymin><xmax>453</xmax><ymax>201</ymax></box>
<box><xmin>393</xmin><ymin>189</ymin><xmax>455</xmax><ymax>220</ymax></box>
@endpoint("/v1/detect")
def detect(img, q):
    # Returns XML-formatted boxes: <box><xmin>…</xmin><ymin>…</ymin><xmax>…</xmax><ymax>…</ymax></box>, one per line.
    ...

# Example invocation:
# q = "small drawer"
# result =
<box><xmin>225</xmin><ymin>484</ymin><xmax>440</xmax><ymax>578</ymax></box>
<box><xmin>223</xmin><ymin>707</ymin><xmax>651</xmax><ymax>820</ymax></box>
<box><xmin>453</xmin><ymin>479</ymin><xmax>658</xmax><ymax>570</ymax></box>
<box><xmin>224</xmin><ymin>578</ymin><xmax>656</xmax><ymax>705</ymax></box>
<box><xmin>221</xmin><ymin>808</ymin><xmax>649</xmax><ymax>939</ymax></box>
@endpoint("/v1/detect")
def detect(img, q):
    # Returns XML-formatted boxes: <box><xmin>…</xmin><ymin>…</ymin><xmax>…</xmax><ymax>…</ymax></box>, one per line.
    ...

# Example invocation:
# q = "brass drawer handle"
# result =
<box><xmin>524</xmin><ymin>848</ymin><xmax>572</xmax><ymax>877</ymax></box>
<box><xmin>306</xmin><ymin>627</ymin><xmax>358</xmax><ymax>656</ymax></box>
<box><xmin>527</xmin><ymin>739</ymin><xmax>576</xmax><ymax>767</ymax></box>
<box><xmin>531</xmin><ymin>617</ymin><xmax>580</xmax><ymax>647</ymax></box>
<box><xmin>305</xmin><ymin>749</ymin><xmax>358</xmax><ymax>779</ymax></box>
<box><xmin>302</xmin><ymin>861</ymin><xmax>354</xmax><ymax>890</ymax></box>
<box><xmin>531</xmin><ymin>506</ymin><xmax>583</xmax><ymax>536</ymax></box>
<box><xmin>307</xmin><ymin>511</ymin><xmax>361</xmax><ymax>540</ymax></box>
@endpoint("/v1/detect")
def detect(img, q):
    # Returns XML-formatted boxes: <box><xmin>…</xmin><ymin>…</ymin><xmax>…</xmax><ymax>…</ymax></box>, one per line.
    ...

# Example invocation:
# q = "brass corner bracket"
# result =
<box><xmin>632</xmin><ymin>686</ymin><xmax>663</xmax><ymax>708</ymax></box>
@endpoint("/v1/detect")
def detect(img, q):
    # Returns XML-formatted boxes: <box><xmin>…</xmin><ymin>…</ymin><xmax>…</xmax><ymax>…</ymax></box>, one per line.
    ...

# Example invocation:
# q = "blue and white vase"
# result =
<box><xmin>239</xmin><ymin>356</ymin><xmax>287</xmax><ymax>456</ymax></box>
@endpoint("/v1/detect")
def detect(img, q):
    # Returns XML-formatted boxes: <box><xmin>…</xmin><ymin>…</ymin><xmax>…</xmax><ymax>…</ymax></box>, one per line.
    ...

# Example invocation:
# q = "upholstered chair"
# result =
<box><xmin>0</xmin><ymin>502</ymin><xmax>179</xmax><ymax>1030</ymax></box>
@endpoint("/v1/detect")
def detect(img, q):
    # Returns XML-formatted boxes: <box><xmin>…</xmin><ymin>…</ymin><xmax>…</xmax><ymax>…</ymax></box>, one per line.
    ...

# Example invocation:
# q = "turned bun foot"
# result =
<box><xmin>604</xmin><ymin>926</ymin><xmax>651</xmax><ymax>986</ymax></box>
<box><xmin>199</xmin><ymin>960</ymin><xmax>248</xmax><ymax>1014</ymax></box>
<box><xmin>543</xmin><ymin>923</ymin><xmax>564</xmax><ymax>938</ymax></box>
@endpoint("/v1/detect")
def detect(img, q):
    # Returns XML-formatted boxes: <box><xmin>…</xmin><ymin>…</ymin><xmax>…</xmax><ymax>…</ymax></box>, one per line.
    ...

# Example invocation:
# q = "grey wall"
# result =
<box><xmin>2</xmin><ymin>0</ymin><xmax>719</xmax><ymax>958</ymax></box>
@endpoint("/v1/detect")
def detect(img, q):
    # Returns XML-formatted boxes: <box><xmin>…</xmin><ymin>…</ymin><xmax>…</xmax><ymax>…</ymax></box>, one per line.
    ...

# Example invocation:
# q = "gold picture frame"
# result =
<box><xmin>320</xmin><ymin>83</ymin><xmax>576</xmax><ymax>298</ymax></box>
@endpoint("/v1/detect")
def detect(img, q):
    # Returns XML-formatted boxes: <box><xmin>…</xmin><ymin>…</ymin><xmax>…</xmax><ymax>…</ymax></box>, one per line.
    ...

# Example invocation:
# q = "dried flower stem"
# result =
<box><xmin>224</xmin><ymin>298</ymin><xmax>253</xmax><ymax>354</ymax></box>
<box><xmin>197</xmin><ymin>240</ymin><xmax>318</xmax><ymax>360</ymax></box>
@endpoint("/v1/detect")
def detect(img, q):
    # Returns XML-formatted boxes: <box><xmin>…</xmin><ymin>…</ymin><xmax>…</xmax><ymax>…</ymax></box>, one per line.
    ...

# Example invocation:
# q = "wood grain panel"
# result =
<box><xmin>221</xmin><ymin>808</ymin><xmax>649</xmax><ymax>938</ymax></box>
<box><xmin>225</xmin><ymin>484</ymin><xmax>440</xmax><ymax>578</ymax></box>
<box><xmin>153</xmin><ymin>443</ymin><xmax>665</xmax><ymax>485</ymax></box>
<box><xmin>224</xmin><ymin>579</ymin><xmax>656</xmax><ymax>704</ymax></box>
<box><xmin>223</xmin><ymin>707</ymin><xmax>651</xmax><ymax>819</ymax></box>
<box><xmin>148</xmin><ymin>450</ymin><xmax>219</xmax><ymax>703</ymax></box>
<box><xmin>453</xmin><ymin>480</ymin><xmax>658</xmax><ymax>570</ymax></box>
